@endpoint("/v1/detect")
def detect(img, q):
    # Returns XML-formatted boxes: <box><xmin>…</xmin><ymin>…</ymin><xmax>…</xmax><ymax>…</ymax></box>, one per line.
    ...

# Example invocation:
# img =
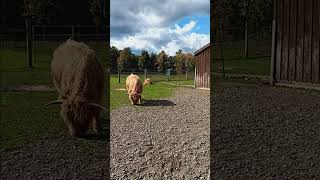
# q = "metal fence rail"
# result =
<box><xmin>114</xmin><ymin>69</ymin><xmax>195</xmax><ymax>86</ymax></box>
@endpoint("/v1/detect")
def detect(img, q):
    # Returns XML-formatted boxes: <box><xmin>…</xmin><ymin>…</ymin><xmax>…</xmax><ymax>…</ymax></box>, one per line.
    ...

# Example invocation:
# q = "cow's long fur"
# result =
<box><xmin>51</xmin><ymin>39</ymin><xmax>104</xmax><ymax>136</ymax></box>
<box><xmin>126</xmin><ymin>74</ymin><xmax>143</xmax><ymax>105</ymax></box>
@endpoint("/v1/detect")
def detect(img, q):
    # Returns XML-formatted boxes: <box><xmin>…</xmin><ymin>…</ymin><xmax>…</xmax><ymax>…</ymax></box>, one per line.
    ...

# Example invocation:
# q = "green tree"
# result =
<box><xmin>167</xmin><ymin>56</ymin><xmax>175</xmax><ymax>70</ymax></box>
<box><xmin>23</xmin><ymin>0</ymin><xmax>55</xmax><ymax>24</ymax></box>
<box><xmin>129</xmin><ymin>54</ymin><xmax>139</xmax><ymax>70</ymax></box>
<box><xmin>110</xmin><ymin>46</ymin><xmax>119</xmax><ymax>72</ymax></box>
<box><xmin>89</xmin><ymin>0</ymin><xmax>107</xmax><ymax>31</ymax></box>
<box><xmin>138</xmin><ymin>50</ymin><xmax>150</xmax><ymax>70</ymax></box>
<box><xmin>149</xmin><ymin>52</ymin><xmax>157</xmax><ymax>71</ymax></box>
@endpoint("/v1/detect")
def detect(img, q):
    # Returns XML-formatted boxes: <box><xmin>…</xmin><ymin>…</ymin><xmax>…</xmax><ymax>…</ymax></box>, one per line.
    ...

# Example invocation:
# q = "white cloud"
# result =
<box><xmin>110</xmin><ymin>0</ymin><xmax>210</xmax><ymax>56</ymax></box>
<box><xmin>111</xmin><ymin>20</ymin><xmax>210</xmax><ymax>56</ymax></box>
<box><xmin>173</xmin><ymin>20</ymin><xmax>197</xmax><ymax>34</ymax></box>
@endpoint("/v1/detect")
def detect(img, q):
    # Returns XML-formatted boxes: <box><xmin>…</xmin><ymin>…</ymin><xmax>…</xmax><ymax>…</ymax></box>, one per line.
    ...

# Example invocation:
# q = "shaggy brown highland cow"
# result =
<box><xmin>143</xmin><ymin>78</ymin><xmax>152</xmax><ymax>85</ymax></box>
<box><xmin>46</xmin><ymin>39</ymin><xmax>107</xmax><ymax>137</ymax></box>
<box><xmin>126</xmin><ymin>74</ymin><xmax>143</xmax><ymax>105</ymax></box>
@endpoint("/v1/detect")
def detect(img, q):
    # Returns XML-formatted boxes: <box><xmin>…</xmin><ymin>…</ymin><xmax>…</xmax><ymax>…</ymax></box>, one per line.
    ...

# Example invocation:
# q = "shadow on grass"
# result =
<box><xmin>138</xmin><ymin>99</ymin><xmax>176</xmax><ymax>106</ymax></box>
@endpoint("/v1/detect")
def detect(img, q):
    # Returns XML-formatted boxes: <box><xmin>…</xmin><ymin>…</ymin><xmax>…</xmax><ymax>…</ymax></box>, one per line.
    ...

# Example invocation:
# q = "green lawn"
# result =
<box><xmin>212</xmin><ymin>40</ymin><xmax>271</xmax><ymax>75</ymax></box>
<box><xmin>1</xmin><ymin>47</ymin><xmax>193</xmax><ymax>149</ymax></box>
<box><xmin>110</xmin><ymin>75</ymin><xmax>191</xmax><ymax>109</ymax></box>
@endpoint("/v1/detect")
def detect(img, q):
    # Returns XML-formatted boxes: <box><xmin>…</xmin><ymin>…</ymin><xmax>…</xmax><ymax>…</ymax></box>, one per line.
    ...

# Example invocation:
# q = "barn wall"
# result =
<box><xmin>195</xmin><ymin>46</ymin><xmax>211</xmax><ymax>89</ymax></box>
<box><xmin>274</xmin><ymin>0</ymin><xmax>319</xmax><ymax>84</ymax></box>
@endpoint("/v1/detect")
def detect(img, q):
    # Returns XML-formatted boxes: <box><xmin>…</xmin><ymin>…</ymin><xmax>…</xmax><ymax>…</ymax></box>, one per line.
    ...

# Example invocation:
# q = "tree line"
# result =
<box><xmin>110</xmin><ymin>47</ymin><xmax>195</xmax><ymax>74</ymax></box>
<box><xmin>213</xmin><ymin>0</ymin><xmax>273</xmax><ymax>40</ymax></box>
<box><xmin>1</xmin><ymin>0</ymin><xmax>107</xmax><ymax>33</ymax></box>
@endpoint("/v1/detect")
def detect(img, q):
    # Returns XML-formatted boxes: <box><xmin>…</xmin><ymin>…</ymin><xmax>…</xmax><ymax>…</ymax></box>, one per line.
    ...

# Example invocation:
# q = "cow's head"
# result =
<box><xmin>128</xmin><ymin>92</ymin><xmax>141</xmax><ymax>105</ymax></box>
<box><xmin>46</xmin><ymin>98</ymin><xmax>108</xmax><ymax>137</ymax></box>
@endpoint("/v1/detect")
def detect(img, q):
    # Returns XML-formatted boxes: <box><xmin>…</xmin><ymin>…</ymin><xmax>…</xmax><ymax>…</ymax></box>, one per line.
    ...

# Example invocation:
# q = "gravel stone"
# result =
<box><xmin>1</xmin><ymin>137</ymin><xmax>109</xmax><ymax>179</ymax></box>
<box><xmin>110</xmin><ymin>88</ymin><xmax>210</xmax><ymax>179</ymax></box>
<box><xmin>212</xmin><ymin>81</ymin><xmax>320</xmax><ymax>179</ymax></box>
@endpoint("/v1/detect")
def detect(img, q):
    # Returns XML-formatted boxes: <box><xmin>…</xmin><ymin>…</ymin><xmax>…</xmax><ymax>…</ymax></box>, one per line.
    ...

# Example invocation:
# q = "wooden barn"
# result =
<box><xmin>271</xmin><ymin>0</ymin><xmax>320</xmax><ymax>88</ymax></box>
<box><xmin>194</xmin><ymin>43</ymin><xmax>210</xmax><ymax>90</ymax></box>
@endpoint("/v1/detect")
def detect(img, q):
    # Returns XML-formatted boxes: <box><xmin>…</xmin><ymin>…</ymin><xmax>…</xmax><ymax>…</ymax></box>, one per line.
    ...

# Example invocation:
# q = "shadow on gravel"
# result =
<box><xmin>82</xmin><ymin>130</ymin><xmax>109</xmax><ymax>141</ymax></box>
<box><xmin>82</xmin><ymin>117</ymin><xmax>109</xmax><ymax>141</ymax></box>
<box><xmin>138</xmin><ymin>99</ymin><xmax>176</xmax><ymax>106</ymax></box>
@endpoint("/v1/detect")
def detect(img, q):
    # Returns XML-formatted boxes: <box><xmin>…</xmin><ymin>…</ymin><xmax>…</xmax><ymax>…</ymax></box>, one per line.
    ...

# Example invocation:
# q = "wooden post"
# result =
<box><xmin>72</xmin><ymin>26</ymin><xmax>75</xmax><ymax>39</ymax></box>
<box><xmin>186</xmin><ymin>69</ymin><xmax>188</xmax><ymax>80</ymax></box>
<box><xmin>118</xmin><ymin>67</ymin><xmax>120</xmax><ymax>84</ymax></box>
<box><xmin>25</xmin><ymin>16</ymin><xmax>32</xmax><ymax>68</ymax></box>
<box><xmin>270</xmin><ymin>0</ymin><xmax>277</xmax><ymax>85</ymax></box>
<box><xmin>144</xmin><ymin>68</ymin><xmax>147</xmax><ymax>79</ymax></box>
<box><xmin>244</xmin><ymin>0</ymin><xmax>250</xmax><ymax>58</ymax></box>
<box><xmin>194</xmin><ymin>67</ymin><xmax>197</xmax><ymax>88</ymax></box>
<box><xmin>244</xmin><ymin>21</ymin><xmax>248</xmax><ymax>58</ymax></box>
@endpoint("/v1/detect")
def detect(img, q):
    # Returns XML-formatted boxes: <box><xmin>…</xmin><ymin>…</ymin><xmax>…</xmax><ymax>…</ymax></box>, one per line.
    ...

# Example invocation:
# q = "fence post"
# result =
<box><xmin>118</xmin><ymin>68</ymin><xmax>121</xmax><ymax>84</ymax></box>
<box><xmin>72</xmin><ymin>26</ymin><xmax>75</xmax><ymax>39</ymax></box>
<box><xmin>186</xmin><ymin>70</ymin><xmax>188</xmax><ymax>80</ymax></box>
<box><xmin>32</xmin><ymin>25</ymin><xmax>35</xmax><ymax>64</ymax></box>
<box><xmin>194</xmin><ymin>68</ymin><xmax>197</xmax><ymax>88</ymax></box>
<box><xmin>144</xmin><ymin>68</ymin><xmax>147</xmax><ymax>79</ymax></box>
<box><xmin>168</xmin><ymin>69</ymin><xmax>171</xmax><ymax>81</ymax></box>
<box><xmin>25</xmin><ymin>15</ymin><xmax>33</xmax><ymax>68</ymax></box>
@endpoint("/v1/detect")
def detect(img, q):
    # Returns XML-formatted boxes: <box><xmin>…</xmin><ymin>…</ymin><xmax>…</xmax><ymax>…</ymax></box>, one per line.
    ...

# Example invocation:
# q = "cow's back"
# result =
<box><xmin>51</xmin><ymin>39</ymin><xmax>104</xmax><ymax>101</ymax></box>
<box><xmin>126</xmin><ymin>74</ymin><xmax>142</xmax><ymax>94</ymax></box>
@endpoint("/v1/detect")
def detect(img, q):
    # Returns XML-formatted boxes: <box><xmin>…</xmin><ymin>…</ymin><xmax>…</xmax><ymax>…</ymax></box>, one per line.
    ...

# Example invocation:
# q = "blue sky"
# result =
<box><xmin>110</xmin><ymin>0</ymin><xmax>210</xmax><ymax>56</ymax></box>
<box><xmin>176</xmin><ymin>16</ymin><xmax>210</xmax><ymax>34</ymax></box>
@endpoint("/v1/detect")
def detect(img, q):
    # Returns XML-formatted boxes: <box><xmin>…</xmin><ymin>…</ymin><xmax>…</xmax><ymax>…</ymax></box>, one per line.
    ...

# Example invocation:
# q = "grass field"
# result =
<box><xmin>212</xmin><ymin>40</ymin><xmax>271</xmax><ymax>75</ymax></box>
<box><xmin>0</xmin><ymin>46</ymin><xmax>194</xmax><ymax>149</ymax></box>
<box><xmin>110</xmin><ymin>76</ymin><xmax>190</xmax><ymax>109</ymax></box>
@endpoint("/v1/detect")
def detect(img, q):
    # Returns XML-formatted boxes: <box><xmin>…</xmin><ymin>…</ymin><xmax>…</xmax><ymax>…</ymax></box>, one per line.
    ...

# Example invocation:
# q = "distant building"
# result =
<box><xmin>194</xmin><ymin>43</ymin><xmax>210</xmax><ymax>90</ymax></box>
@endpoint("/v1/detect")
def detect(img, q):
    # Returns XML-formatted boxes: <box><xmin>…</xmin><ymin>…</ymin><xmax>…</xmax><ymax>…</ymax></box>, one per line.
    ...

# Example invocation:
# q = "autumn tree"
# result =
<box><xmin>118</xmin><ymin>47</ymin><xmax>132</xmax><ymax>70</ymax></box>
<box><xmin>184</xmin><ymin>53</ymin><xmax>195</xmax><ymax>72</ymax></box>
<box><xmin>174</xmin><ymin>49</ymin><xmax>185</xmax><ymax>74</ymax></box>
<box><xmin>155</xmin><ymin>51</ymin><xmax>168</xmax><ymax>72</ymax></box>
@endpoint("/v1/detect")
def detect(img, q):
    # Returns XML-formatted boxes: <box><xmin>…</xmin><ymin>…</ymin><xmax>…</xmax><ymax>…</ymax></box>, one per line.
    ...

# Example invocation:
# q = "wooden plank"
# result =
<box><xmin>276</xmin><ymin>0</ymin><xmax>283</xmax><ymax>81</ymax></box>
<box><xmin>303</xmin><ymin>0</ymin><xmax>313</xmax><ymax>82</ymax></box>
<box><xmin>312</xmin><ymin>0</ymin><xmax>320</xmax><ymax>82</ymax></box>
<box><xmin>295</xmin><ymin>0</ymin><xmax>305</xmax><ymax>82</ymax></box>
<box><xmin>208</xmin><ymin>48</ymin><xmax>211</xmax><ymax>88</ymax></box>
<box><xmin>281</xmin><ymin>0</ymin><xmax>290</xmax><ymax>80</ymax></box>
<box><xmin>288</xmin><ymin>0</ymin><xmax>297</xmax><ymax>81</ymax></box>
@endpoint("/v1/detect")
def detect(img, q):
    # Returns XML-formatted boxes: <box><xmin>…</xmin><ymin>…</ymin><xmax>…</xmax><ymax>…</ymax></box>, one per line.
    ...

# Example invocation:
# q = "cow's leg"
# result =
<box><xmin>138</xmin><ymin>97</ymin><xmax>142</xmax><ymax>104</ymax></box>
<box><xmin>129</xmin><ymin>95</ymin><xmax>134</xmax><ymax>105</ymax></box>
<box><xmin>92</xmin><ymin>116</ymin><xmax>102</xmax><ymax>133</ymax></box>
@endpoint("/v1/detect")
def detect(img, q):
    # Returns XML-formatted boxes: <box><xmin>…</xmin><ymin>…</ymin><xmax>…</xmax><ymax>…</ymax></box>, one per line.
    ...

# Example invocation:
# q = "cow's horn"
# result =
<box><xmin>45</xmin><ymin>100</ymin><xmax>63</xmax><ymax>106</ymax></box>
<box><xmin>87</xmin><ymin>103</ymin><xmax>108</xmax><ymax>113</ymax></box>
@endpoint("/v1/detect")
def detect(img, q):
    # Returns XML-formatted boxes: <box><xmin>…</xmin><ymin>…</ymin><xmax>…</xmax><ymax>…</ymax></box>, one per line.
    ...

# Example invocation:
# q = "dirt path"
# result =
<box><xmin>212</xmin><ymin>81</ymin><xmax>320</xmax><ymax>179</ymax></box>
<box><xmin>110</xmin><ymin>88</ymin><xmax>210</xmax><ymax>179</ymax></box>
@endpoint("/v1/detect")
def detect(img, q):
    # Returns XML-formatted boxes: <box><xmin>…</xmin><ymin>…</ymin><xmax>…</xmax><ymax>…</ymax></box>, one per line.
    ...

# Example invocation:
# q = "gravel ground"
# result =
<box><xmin>1</xmin><ymin>135</ymin><xmax>109</xmax><ymax>179</ymax></box>
<box><xmin>110</xmin><ymin>88</ymin><xmax>210</xmax><ymax>179</ymax></box>
<box><xmin>212</xmin><ymin>81</ymin><xmax>320</xmax><ymax>179</ymax></box>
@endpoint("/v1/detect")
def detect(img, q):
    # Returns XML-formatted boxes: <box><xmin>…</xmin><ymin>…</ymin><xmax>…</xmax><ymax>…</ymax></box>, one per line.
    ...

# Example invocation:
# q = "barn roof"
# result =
<box><xmin>194</xmin><ymin>43</ymin><xmax>210</xmax><ymax>56</ymax></box>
